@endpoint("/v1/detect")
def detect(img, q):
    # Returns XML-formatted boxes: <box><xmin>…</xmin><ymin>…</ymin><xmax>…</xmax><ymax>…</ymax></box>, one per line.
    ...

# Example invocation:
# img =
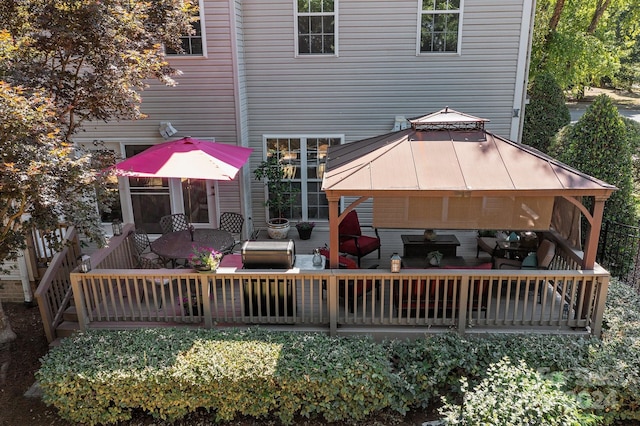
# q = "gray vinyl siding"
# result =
<box><xmin>78</xmin><ymin>0</ymin><xmax>246</xmax><ymax>218</ymax></box>
<box><xmin>243</xmin><ymin>0</ymin><xmax>529</xmax><ymax>227</ymax></box>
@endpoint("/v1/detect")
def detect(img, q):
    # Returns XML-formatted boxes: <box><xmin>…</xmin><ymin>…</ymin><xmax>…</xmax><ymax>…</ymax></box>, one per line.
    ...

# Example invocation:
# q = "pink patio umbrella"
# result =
<box><xmin>110</xmin><ymin>137</ymin><xmax>253</xmax><ymax>180</ymax></box>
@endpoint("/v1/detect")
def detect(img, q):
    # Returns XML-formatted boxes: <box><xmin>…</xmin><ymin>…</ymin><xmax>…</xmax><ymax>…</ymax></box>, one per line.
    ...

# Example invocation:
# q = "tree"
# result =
<box><xmin>522</xmin><ymin>73</ymin><xmax>571</xmax><ymax>153</ymax></box>
<box><xmin>531</xmin><ymin>0</ymin><xmax>640</xmax><ymax>92</ymax></box>
<box><xmin>551</xmin><ymin>95</ymin><xmax>636</xmax><ymax>225</ymax></box>
<box><xmin>549</xmin><ymin>95</ymin><xmax>637</xmax><ymax>275</ymax></box>
<box><xmin>0</xmin><ymin>0</ymin><xmax>194</xmax><ymax>342</ymax></box>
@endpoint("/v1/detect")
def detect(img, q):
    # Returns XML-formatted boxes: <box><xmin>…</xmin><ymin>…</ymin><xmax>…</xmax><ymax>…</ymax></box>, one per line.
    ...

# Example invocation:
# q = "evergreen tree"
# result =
<box><xmin>522</xmin><ymin>73</ymin><xmax>571</xmax><ymax>152</ymax></box>
<box><xmin>551</xmin><ymin>94</ymin><xmax>636</xmax><ymax>226</ymax></box>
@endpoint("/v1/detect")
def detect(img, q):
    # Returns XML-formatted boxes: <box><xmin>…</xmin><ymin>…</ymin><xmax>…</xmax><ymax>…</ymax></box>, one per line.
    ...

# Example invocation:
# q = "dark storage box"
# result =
<box><xmin>241</xmin><ymin>240</ymin><xmax>295</xmax><ymax>269</ymax></box>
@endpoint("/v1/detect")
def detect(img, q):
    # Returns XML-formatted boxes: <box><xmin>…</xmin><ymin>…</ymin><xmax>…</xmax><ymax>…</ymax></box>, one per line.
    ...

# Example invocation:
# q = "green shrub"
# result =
<box><xmin>439</xmin><ymin>357</ymin><xmax>600</xmax><ymax>425</ymax></box>
<box><xmin>522</xmin><ymin>72</ymin><xmax>571</xmax><ymax>153</ymax></box>
<box><xmin>36</xmin><ymin>278</ymin><xmax>640</xmax><ymax>425</ymax></box>
<box><xmin>37</xmin><ymin>328</ymin><xmax>401</xmax><ymax>425</ymax></box>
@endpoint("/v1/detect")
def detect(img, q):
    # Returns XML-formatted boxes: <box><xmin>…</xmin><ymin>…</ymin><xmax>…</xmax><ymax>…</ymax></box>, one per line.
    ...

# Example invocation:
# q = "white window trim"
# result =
<box><xmin>166</xmin><ymin>0</ymin><xmax>207</xmax><ymax>58</ymax></box>
<box><xmin>262</xmin><ymin>134</ymin><xmax>344</xmax><ymax>222</ymax></box>
<box><xmin>293</xmin><ymin>0</ymin><xmax>339</xmax><ymax>58</ymax></box>
<box><xmin>415</xmin><ymin>0</ymin><xmax>463</xmax><ymax>56</ymax></box>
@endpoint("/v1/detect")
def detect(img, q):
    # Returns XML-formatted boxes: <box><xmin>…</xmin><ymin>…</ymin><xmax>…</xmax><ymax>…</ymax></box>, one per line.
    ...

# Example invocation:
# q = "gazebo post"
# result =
<box><xmin>327</xmin><ymin>197</ymin><xmax>340</xmax><ymax>268</ymax></box>
<box><xmin>583</xmin><ymin>197</ymin><xmax>606</xmax><ymax>270</ymax></box>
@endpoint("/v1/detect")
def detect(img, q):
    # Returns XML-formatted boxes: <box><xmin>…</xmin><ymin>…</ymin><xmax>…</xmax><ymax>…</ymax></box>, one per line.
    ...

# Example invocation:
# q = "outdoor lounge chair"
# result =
<box><xmin>494</xmin><ymin>239</ymin><xmax>556</xmax><ymax>270</ymax></box>
<box><xmin>338</xmin><ymin>210</ymin><xmax>381</xmax><ymax>267</ymax></box>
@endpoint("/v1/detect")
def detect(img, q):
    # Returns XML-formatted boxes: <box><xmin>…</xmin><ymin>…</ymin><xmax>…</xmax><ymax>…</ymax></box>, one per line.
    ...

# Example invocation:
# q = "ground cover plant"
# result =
<box><xmin>36</xmin><ymin>279</ymin><xmax>640</xmax><ymax>425</ymax></box>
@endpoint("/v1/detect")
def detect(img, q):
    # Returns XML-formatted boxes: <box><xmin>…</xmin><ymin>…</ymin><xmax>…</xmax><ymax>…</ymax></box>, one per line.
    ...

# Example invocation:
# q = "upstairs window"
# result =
<box><xmin>166</xmin><ymin>8</ymin><xmax>204</xmax><ymax>56</ymax></box>
<box><xmin>296</xmin><ymin>0</ymin><xmax>336</xmax><ymax>55</ymax></box>
<box><xmin>419</xmin><ymin>0</ymin><xmax>461</xmax><ymax>53</ymax></box>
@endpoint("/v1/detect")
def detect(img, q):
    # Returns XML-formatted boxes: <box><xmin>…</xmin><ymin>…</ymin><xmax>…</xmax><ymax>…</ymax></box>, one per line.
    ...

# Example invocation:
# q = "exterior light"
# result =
<box><xmin>79</xmin><ymin>255</ymin><xmax>92</xmax><ymax>273</ymax></box>
<box><xmin>112</xmin><ymin>219</ymin><xmax>123</xmax><ymax>236</ymax></box>
<box><xmin>390</xmin><ymin>253</ymin><xmax>401</xmax><ymax>273</ymax></box>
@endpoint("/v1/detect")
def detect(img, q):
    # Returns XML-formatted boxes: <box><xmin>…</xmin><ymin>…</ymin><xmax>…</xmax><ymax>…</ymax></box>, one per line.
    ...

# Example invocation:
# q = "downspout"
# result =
<box><xmin>510</xmin><ymin>0</ymin><xmax>536</xmax><ymax>142</ymax></box>
<box><xmin>229</xmin><ymin>0</ymin><xmax>253</xmax><ymax>239</ymax></box>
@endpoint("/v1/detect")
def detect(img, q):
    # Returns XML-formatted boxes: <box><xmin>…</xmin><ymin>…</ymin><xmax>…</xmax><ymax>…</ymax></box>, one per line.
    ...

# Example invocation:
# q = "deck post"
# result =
<box><xmin>457</xmin><ymin>276</ymin><xmax>469</xmax><ymax>335</ymax></box>
<box><xmin>327</xmin><ymin>274</ymin><xmax>338</xmax><ymax>336</ymax></box>
<box><xmin>590</xmin><ymin>273</ymin><xmax>609</xmax><ymax>337</ymax></box>
<box><xmin>201</xmin><ymin>275</ymin><xmax>213</xmax><ymax>328</ymax></box>
<box><xmin>70</xmin><ymin>272</ymin><xmax>89</xmax><ymax>332</ymax></box>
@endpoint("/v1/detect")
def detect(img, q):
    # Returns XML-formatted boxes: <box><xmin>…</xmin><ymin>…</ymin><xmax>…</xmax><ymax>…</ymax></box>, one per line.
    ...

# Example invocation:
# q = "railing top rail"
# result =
<box><xmin>71</xmin><ymin>267</ymin><xmax>609</xmax><ymax>278</ymax></box>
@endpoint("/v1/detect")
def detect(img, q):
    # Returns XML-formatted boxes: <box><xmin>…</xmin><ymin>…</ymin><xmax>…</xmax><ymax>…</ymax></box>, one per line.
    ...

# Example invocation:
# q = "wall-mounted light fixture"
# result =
<box><xmin>159</xmin><ymin>122</ymin><xmax>178</xmax><ymax>138</ymax></box>
<box><xmin>79</xmin><ymin>255</ymin><xmax>92</xmax><ymax>273</ymax></box>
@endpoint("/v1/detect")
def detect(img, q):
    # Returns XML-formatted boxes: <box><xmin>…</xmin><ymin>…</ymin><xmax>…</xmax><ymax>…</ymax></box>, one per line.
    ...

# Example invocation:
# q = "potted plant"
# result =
<box><xmin>182</xmin><ymin>296</ymin><xmax>202</xmax><ymax>316</ymax></box>
<box><xmin>427</xmin><ymin>250</ymin><xmax>443</xmax><ymax>267</ymax></box>
<box><xmin>254</xmin><ymin>156</ymin><xmax>300</xmax><ymax>239</ymax></box>
<box><xmin>295</xmin><ymin>221</ymin><xmax>315</xmax><ymax>240</ymax></box>
<box><xmin>189</xmin><ymin>246</ymin><xmax>222</xmax><ymax>273</ymax></box>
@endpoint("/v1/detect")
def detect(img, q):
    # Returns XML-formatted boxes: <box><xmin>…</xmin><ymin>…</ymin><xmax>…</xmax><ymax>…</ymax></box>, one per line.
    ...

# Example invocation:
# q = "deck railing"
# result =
<box><xmin>34</xmin><ymin>226</ymin><xmax>81</xmax><ymax>343</ymax></box>
<box><xmin>38</xmin><ymin>224</ymin><xmax>611</xmax><ymax>340</ymax></box>
<box><xmin>69</xmin><ymin>259</ymin><xmax>609</xmax><ymax>339</ymax></box>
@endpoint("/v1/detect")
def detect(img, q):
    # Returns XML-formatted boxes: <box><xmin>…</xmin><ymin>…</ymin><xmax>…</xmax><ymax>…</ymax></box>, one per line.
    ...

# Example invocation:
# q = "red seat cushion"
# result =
<box><xmin>338</xmin><ymin>235</ymin><xmax>380</xmax><ymax>255</ymax></box>
<box><xmin>442</xmin><ymin>262</ymin><xmax>492</xmax><ymax>270</ymax></box>
<box><xmin>319</xmin><ymin>248</ymin><xmax>358</xmax><ymax>269</ymax></box>
<box><xmin>338</xmin><ymin>210</ymin><xmax>362</xmax><ymax>237</ymax></box>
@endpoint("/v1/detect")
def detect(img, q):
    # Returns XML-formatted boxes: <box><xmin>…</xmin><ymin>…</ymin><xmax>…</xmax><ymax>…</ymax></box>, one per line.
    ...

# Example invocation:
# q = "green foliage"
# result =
<box><xmin>530</xmin><ymin>0</ymin><xmax>640</xmax><ymax>92</ymax></box>
<box><xmin>522</xmin><ymin>73</ymin><xmax>571</xmax><ymax>152</ymax></box>
<box><xmin>550</xmin><ymin>95</ymin><xmax>636</xmax><ymax>226</ymax></box>
<box><xmin>37</xmin><ymin>328</ymin><xmax>401</xmax><ymax>425</ymax></box>
<box><xmin>36</xmin><ymin>279</ymin><xmax>640</xmax><ymax>425</ymax></box>
<box><xmin>439</xmin><ymin>357</ymin><xmax>599</xmax><ymax>425</ymax></box>
<box><xmin>254</xmin><ymin>156</ymin><xmax>301</xmax><ymax>219</ymax></box>
<box><xmin>0</xmin><ymin>0</ymin><xmax>195</xmax><ymax>264</ymax></box>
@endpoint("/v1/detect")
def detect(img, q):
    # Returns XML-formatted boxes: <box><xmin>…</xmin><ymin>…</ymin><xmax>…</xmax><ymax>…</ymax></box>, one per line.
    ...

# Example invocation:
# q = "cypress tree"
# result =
<box><xmin>522</xmin><ymin>73</ymin><xmax>571</xmax><ymax>152</ymax></box>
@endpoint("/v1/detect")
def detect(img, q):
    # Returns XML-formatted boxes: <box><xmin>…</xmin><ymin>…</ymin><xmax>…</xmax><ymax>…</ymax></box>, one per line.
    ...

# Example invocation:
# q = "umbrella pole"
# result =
<box><xmin>186</xmin><ymin>178</ymin><xmax>193</xmax><ymax>224</ymax></box>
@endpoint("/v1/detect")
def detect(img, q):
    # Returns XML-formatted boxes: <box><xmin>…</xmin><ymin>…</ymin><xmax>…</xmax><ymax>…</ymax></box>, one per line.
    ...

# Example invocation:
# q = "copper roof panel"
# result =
<box><xmin>323</xmin><ymin>117</ymin><xmax>615</xmax><ymax>196</ymax></box>
<box><xmin>412</xmin><ymin>140</ymin><xmax>466</xmax><ymax>189</ymax></box>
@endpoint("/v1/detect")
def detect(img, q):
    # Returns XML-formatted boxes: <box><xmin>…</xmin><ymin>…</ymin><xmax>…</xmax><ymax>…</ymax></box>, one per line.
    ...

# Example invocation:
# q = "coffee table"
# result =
<box><xmin>401</xmin><ymin>234</ymin><xmax>461</xmax><ymax>258</ymax></box>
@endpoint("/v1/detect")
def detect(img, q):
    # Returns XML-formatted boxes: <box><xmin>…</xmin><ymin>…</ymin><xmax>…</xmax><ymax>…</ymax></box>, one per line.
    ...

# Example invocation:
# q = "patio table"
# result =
<box><xmin>151</xmin><ymin>229</ymin><xmax>235</xmax><ymax>265</ymax></box>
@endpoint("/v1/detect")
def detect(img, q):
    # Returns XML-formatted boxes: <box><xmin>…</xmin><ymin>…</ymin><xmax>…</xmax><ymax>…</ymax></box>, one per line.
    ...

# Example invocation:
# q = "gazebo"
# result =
<box><xmin>322</xmin><ymin>108</ymin><xmax>616</xmax><ymax>270</ymax></box>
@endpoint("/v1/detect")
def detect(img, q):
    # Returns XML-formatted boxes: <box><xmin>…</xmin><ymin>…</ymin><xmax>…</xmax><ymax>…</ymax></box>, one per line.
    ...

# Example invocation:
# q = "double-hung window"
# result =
<box><xmin>166</xmin><ymin>5</ymin><xmax>204</xmax><ymax>56</ymax></box>
<box><xmin>296</xmin><ymin>0</ymin><xmax>337</xmax><ymax>55</ymax></box>
<box><xmin>263</xmin><ymin>136</ymin><xmax>342</xmax><ymax>221</ymax></box>
<box><xmin>419</xmin><ymin>0</ymin><xmax>462</xmax><ymax>53</ymax></box>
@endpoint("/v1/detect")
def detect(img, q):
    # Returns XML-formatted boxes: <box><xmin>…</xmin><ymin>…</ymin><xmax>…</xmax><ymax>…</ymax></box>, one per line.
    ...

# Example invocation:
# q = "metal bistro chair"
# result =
<box><xmin>219</xmin><ymin>212</ymin><xmax>244</xmax><ymax>253</ymax></box>
<box><xmin>132</xmin><ymin>228</ymin><xmax>169</xmax><ymax>269</ymax></box>
<box><xmin>131</xmin><ymin>228</ymin><xmax>174</xmax><ymax>306</ymax></box>
<box><xmin>159</xmin><ymin>213</ymin><xmax>190</xmax><ymax>234</ymax></box>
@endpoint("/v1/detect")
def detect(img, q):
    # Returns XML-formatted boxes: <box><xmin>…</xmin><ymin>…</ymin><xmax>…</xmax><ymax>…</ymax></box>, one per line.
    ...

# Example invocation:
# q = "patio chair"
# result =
<box><xmin>494</xmin><ymin>239</ymin><xmax>556</xmax><ymax>270</ymax></box>
<box><xmin>219</xmin><ymin>212</ymin><xmax>244</xmax><ymax>252</ymax></box>
<box><xmin>159</xmin><ymin>213</ymin><xmax>189</xmax><ymax>234</ymax></box>
<box><xmin>132</xmin><ymin>228</ymin><xmax>174</xmax><ymax>306</ymax></box>
<box><xmin>338</xmin><ymin>210</ymin><xmax>381</xmax><ymax>267</ymax></box>
<box><xmin>132</xmin><ymin>228</ymin><xmax>169</xmax><ymax>269</ymax></box>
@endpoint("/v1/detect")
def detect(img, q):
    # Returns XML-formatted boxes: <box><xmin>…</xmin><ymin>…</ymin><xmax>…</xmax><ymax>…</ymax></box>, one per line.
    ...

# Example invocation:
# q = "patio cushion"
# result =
<box><xmin>319</xmin><ymin>248</ymin><xmax>358</xmax><ymax>269</ymax></box>
<box><xmin>338</xmin><ymin>210</ymin><xmax>362</xmax><ymax>237</ymax></box>
<box><xmin>442</xmin><ymin>262</ymin><xmax>492</xmax><ymax>270</ymax></box>
<box><xmin>339</xmin><ymin>235</ymin><xmax>380</xmax><ymax>258</ymax></box>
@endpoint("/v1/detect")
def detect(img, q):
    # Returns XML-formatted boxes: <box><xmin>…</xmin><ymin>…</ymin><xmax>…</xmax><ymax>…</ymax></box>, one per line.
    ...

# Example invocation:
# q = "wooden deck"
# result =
<box><xmin>46</xmin><ymin>225</ymin><xmax>609</xmax><ymax>342</ymax></box>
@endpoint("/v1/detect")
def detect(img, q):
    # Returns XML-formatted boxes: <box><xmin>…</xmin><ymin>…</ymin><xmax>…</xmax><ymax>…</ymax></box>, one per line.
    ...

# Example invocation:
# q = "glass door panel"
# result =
<box><xmin>182</xmin><ymin>179</ymin><xmax>210</xmax><ymax>224</ymax></box>
<box><xmin>125</xmin><ymin>145</ymin><xmax>170</xmax><ymax>234</ymax></box>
